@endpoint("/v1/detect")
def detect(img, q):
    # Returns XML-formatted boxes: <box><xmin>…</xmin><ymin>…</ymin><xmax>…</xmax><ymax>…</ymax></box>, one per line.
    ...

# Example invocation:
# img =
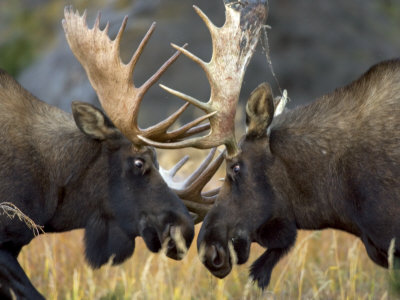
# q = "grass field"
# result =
<box><xmin>19</xmin><ymin>228</ymin><xmax>393</xmax><ymax>300</ymax></box>
<box><xmin>13</xmin><ymin>150</ymin><xmax>398</xmax><ymax>299</ymax></box>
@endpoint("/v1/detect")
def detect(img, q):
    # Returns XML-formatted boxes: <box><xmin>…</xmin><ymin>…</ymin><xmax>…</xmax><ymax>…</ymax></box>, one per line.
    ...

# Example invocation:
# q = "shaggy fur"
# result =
<box><xmin>198</xmin><ymin>59</ymin><xmax>400</xmax><ymax>289</ymax></box>
<box><xmin>0</xmin><ymin>70</ymin><xmax>194</xmax><ymax>299</ymax></box>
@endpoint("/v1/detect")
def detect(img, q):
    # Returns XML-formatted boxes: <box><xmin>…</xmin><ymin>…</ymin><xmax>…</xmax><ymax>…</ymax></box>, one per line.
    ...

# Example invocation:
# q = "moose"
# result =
<box><xmin>0</xmin><ymin>7</ymin><xmax>223</xmax><ymax>299</ymax></box>
<box><xmin>142</xmin><ymin>0</ymin><xmax>400</xmax><ymax>290</ymax></box>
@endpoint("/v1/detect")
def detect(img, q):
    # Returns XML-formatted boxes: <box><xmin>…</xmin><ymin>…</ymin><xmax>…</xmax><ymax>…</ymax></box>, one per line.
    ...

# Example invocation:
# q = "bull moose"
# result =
<box><xmin>0</xmin><ymin>7</ymin><xmax>223</xmax><ymax>299</ymax></box>
<box><xmin>142</xmin><ymin>0</ymin><xmax>400</xmax><ymax>291</ymax></box>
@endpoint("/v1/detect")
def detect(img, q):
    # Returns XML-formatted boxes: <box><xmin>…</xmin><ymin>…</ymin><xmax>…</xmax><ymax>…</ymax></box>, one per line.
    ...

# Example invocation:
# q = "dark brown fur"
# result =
<box><xmin>0</xmin><ymin>70</ymin><xmax>194</xmax><ymax>299</ymax></box>
<box><xmin>198</xmin><ymin>59</ymin><xmax>400</xmax><ymax>289</ymax></box>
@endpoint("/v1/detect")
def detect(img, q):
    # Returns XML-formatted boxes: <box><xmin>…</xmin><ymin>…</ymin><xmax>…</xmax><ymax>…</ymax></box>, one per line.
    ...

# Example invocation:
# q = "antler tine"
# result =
<box><xmin>202</xmin><ymin>188</ymin><xmax>220</xmax><ymax>198</ymax></box>
<box><xmin>181</xmin><ymin>148</ymin><xmax>218</xmax><ymax>187</ymax></box>
<box><xmin>63</xmin><ymin>7</ymin><xmax>207</xmax><ymax>146</ymax></box>
<box><xmin>160</xmin><ymin>149</ymin><xmax>225</xmax><ymax>223</ymax></box>
<box><xmin>144</xmin><ymin>109</ymin><xmax>215</xmax><ymax>142</ymax></box>
<box><xmin>168</xmin><ymin>155</ymin><xmax>190</xmax><ymax>177</ymax></box>
<box><xmin>159</xmin><ymin>84</ymin><xmax>211</xmax><ymax>113</ymax></box>
<box><xmin>127</xmin><ymin>22</ymin><xmax>156</xmax><ymax>76</ymax></box>
<box><xmin>142</xmin><ymin>1</ymin><xmax>268</xmax><ymax>157</ymax></box>
<box><xmin>160</xmin><ymin>148</ymin><xmax>218</xmax><ymax>190</ymax></box>
<box><xmin>193</xmin><ymin>5</ymin><xmax>218</xmax><ymax>37</ymax></box>
<box><xmin>181</xmin><ymin>123</ymin><xmax>211</xmax><ymax>138</ymax></box>
<box><xmin>141</xmin><ymin>103</ymin><xmax>190</xmax><ymax>138</ymax></box>
<box><xmin>152</xmin><ymin>112</ymin><xmax>215</xmax><ymax>142</ymax></box>
<box><xmin>163</xmin><ymin>121</ymin><xmax>212</xmax><ymax>141</ymax></box>
<box><xmin>170</xmin><ymin>43</ymin><xmax>208</xmax><ymax>75</ymax></box>
<box><xmin>138</xmin><ymin>42</ymin><xmax>187</xmax><ymax>97</ymax></box>
<box><xmin>178</xmin><ymin>149</ymin><xmax>225</xmax><ymax>197</ymax></box>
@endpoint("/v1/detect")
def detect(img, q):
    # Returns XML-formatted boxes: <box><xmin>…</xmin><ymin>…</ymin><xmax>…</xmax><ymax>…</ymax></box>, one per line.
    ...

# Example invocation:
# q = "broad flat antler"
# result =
<box><xmin>139</xmin><ymin>0</ymin><xmax>268</xmax><ymax>157</ymax></box>
<box><xmin>62</xmin><ymin>7</ymin><xmax>212</xmax><ymax>146</ymax></box>
<box><xmin>160</xmin><ymin>148</ymin><xmax>225</xmax><ymax>224</ymax></box>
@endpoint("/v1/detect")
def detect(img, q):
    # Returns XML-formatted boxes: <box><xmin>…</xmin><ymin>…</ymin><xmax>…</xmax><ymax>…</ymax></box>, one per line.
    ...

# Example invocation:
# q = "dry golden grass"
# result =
<box><xmin>16</xmin><ymin>150</ymin><xmax>395</xmax><ymax>299</ymax></box>
<box><xmin>0</xmin><ymin>202</ymin><xmax>44</xmax><ymax>236</ymax></box>
<box><xmin>19</xmin><ymin>229</ymin><xmax>392</xmax><ymax>300</ymax></box>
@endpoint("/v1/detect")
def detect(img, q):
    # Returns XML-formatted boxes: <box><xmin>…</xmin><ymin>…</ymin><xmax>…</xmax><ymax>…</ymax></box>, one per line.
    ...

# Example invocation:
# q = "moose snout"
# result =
<box><xmin>197</xmin><ymin>220</ymin><xmax>251</xmax><ymax>278</ymax></box>
<box><xmin>207</xmin><ymin>244</ymin><xmax>226</xmax><ymax>269</ymax></box>
<box><xmin>161</xmin><ymin>222</ymin><xmax>193</xmax><ymax>260</ymax></box>
<box><xmin>139</xmin><ymin>210</ymin><xmax>194</xmax><ymax>260</ymax></box>
<box><xmin>200</xmin><ymin>242</ymin><xmax>232</xmax><ymax>278</ymax></box>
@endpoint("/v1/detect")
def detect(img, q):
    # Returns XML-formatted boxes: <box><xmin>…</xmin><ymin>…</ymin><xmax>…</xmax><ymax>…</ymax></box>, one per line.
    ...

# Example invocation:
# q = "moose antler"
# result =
<box><xmin>62</xmin><ymin>7</ymin><xmax>212</xmax><ymax>146</ymax></box>
<box><xmin>160</xmin><ymin>148</ymin><xmax>225</xmax><ymax>224</ymax></box>
<box><xmin>138</xmin><ymin>0</ymin><xmax>268</xmax><ymax>157</ymax></box>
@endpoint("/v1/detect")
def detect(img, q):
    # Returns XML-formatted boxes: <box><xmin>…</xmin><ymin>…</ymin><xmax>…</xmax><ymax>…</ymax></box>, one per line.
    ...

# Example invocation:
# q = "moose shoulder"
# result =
<box><xmin>0</xmin><ymin>7</ymin><xmax>201</xmax><ymax>299</ymax></box>
<box><xmin>197</xmin><ymin>58</ymin><xmax>400</xmax><ymax>288</ymax></box>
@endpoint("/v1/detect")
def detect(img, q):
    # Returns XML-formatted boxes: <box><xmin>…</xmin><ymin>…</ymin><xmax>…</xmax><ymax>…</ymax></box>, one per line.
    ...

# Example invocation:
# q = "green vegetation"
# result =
<box><xmin>0</xmin><ymin>1</ymin><xmax>63</xmax><ymax>76</ymax></box>
<box><xmin>0</xmin><ymin>0</ymin><xmax>110</xmax><ymax>76</ymax></box>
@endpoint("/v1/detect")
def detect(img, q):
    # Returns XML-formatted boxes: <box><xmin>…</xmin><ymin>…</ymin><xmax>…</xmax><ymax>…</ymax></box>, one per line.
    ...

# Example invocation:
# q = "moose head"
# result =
<box><xmin>61</xmin><ymin>7</ymin><xmax>201</xmax><ymax>264</ymax></box>
<box><xmin>143</xmin><ymin>0</ymin><xmax>400</xmax><ymax>291</ymax></box>
<box><xmin>0</xmin><ymin>7</ymin><xmax>224</xmax><ymax>299</ymax></box>
<box><xmin>141</xmin><ymin>0</ymin><xmax>274</xmax><ymax>287</ymax></box>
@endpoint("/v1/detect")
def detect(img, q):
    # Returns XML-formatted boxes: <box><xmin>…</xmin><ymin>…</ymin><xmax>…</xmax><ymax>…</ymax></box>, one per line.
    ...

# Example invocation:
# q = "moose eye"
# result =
<box><xmin>134</xmin><ymin>159</ymin><xmax>144</xmax><ymax>169</ymax></box>
<box><xmin>232</xmin><ymin>163</ymin><xmax>240</xmax><ymax>174</ymax></box>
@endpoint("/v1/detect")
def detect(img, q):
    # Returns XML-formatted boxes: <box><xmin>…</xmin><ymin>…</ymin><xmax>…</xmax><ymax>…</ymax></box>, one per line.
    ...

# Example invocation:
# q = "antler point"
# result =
<box><xmin>94</xmin><ymin>11</ymin><xmax>101</xmax><ymax>29</ymax></box>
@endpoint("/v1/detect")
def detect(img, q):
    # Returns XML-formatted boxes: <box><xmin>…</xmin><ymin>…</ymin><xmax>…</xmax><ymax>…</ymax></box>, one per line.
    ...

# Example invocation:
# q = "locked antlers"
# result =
<box><xmin>62</xmin><ymin>7</ymin><xmax>211</xmax><ymax>147</ymax></box>
<box><xmin>139</xmin><ymin>1</ymin><xmax>268</xmax><ymax>157</ymax></box>
<box><xmin>62</xmin><ymin>2</ymin><xmax>269</xmax><ymax>221</ymax></box>
<box><xmin>160</xmin><ymin>148</ymin><xmax>225</xmax><ymax>224</ymax></box>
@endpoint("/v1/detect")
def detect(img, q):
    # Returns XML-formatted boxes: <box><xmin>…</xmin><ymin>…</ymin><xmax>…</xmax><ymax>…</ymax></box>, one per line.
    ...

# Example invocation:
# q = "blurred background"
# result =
<box><xmin>1</xmin><ymin>1</ymin><xmax>400</xmax><ymax>299</ymax></box>
<box><xmin>1</xmin><ymin>0</ymin><xmax>399</xmax><ymax>130</ymax></box>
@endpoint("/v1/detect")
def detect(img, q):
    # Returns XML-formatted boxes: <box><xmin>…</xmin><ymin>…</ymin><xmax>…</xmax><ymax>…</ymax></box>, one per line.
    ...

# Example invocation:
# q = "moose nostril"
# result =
<box><xmin>162</xmin><ymin>223</ymin><xmax>171</xmax><ymax>241</ymax></box>
<box><xmin>210</xmin><ymin>244</ymin><xmax>226</xmax><ymax>268</ymax></box>
<box><xmin>167</xmin><ymin>238</ymin><xmax>175</xmax><ymax>250</ymax></box>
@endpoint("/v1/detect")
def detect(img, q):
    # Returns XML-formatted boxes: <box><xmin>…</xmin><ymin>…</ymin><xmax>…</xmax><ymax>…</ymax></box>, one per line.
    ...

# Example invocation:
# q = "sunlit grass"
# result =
<box><xmin>19</xmin><ymin>228</ymin><xmax>392</xmax><ymax>299</ymax></box>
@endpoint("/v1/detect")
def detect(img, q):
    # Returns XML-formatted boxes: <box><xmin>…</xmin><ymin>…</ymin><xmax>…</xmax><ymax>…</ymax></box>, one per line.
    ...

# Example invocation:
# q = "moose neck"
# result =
<box><xmin>32</xmin><ymin>109</ymin><xmax>105</xmax><ymax>232</ymax></box>
<box><xmin>269</xmin><ymin>93</ymin><xmax>363</xmax><ymax>236</ymax></box>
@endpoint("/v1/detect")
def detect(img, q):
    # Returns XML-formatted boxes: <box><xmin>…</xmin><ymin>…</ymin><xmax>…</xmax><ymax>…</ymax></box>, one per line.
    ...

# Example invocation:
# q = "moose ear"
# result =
<box><xmin>71</xmin><ymin>101</ymin><xmax>119</xmax><ymax>141</ymax></box>
<box><xmin>245</xmin><ymin>83</ymin><xmax>275</xmax><ymax>138</ymax></box>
